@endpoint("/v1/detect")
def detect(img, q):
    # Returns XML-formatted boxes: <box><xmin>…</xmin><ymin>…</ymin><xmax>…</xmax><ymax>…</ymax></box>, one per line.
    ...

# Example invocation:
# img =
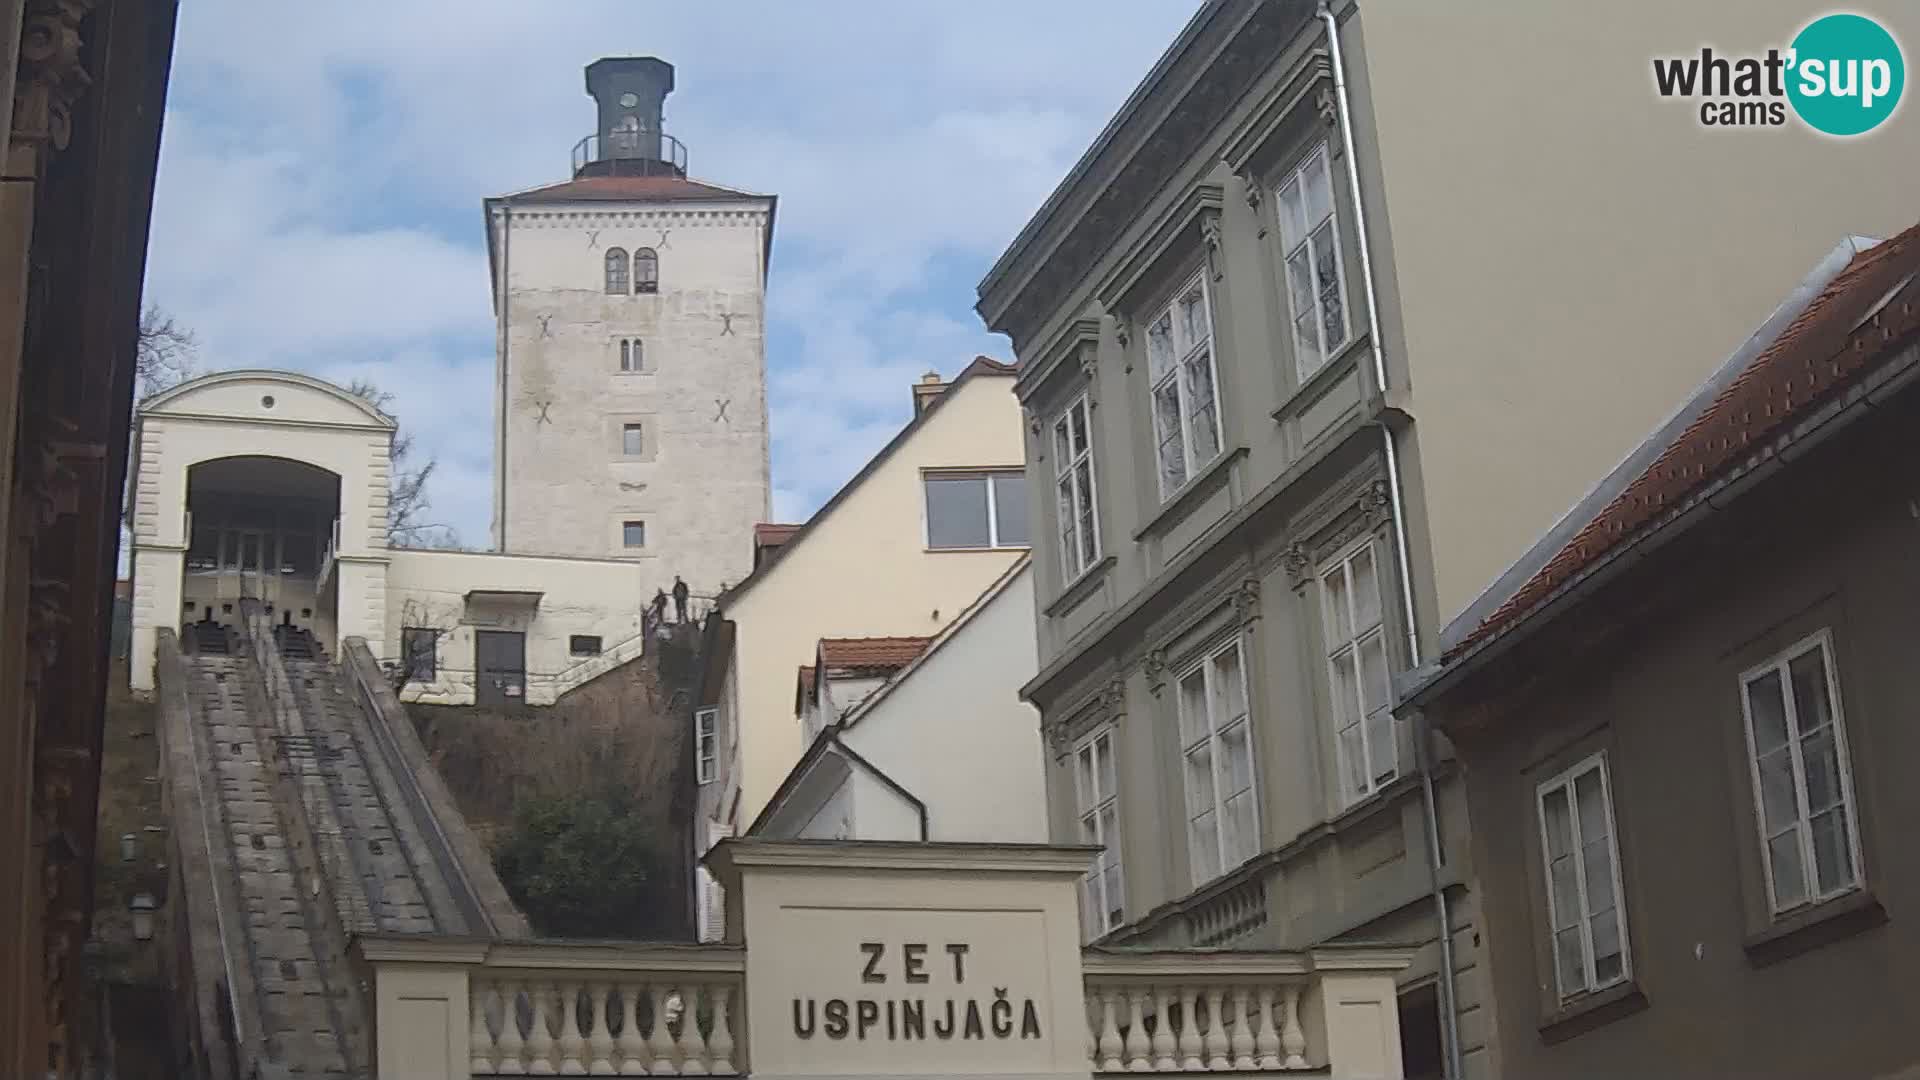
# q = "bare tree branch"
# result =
<box><xmin>345</xmin><ymin>376</ymin><xmax>459</xmax><ymax>548</ymax></box>
<box><xmin>136</xmin><ymin>304</ymin><xmax>196</xmax><ymax>398</ymax></box>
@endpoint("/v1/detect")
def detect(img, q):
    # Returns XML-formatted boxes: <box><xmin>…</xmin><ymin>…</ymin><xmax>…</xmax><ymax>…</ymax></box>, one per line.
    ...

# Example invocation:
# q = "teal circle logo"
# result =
<box><xmin>1787</xmin><ymin>13</ymin><xmax>1905</xmax><ymax>136</ymax></box>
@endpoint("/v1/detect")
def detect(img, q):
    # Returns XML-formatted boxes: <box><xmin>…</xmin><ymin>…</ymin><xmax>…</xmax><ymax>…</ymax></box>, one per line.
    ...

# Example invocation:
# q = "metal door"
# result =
<box><xmin>475</xmin><ymin>630</ymin><xmax>527</xmax><ymax>706</ymax></box>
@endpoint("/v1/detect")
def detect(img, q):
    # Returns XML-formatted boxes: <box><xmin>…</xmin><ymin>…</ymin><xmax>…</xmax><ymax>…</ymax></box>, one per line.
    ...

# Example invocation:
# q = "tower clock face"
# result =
<box><xmin>619</xmin><ymin>92</ymin><xmax>639</xmax><ymax>108</ymax></box>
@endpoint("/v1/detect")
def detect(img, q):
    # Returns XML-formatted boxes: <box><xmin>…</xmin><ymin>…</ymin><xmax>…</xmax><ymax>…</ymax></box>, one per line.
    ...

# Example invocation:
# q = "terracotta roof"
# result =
<box><xmin>499</xmin><ymin>174</ymin><xmax>766</xmax><ymax>204</ymax></box>
<box><xmin>1450</xmin><ymin>222</ymin><xmax>1920</xmax><ymax>660</ymax></box>
<box><xmin>818</xmin><ymin>636</ymin><xmax>933</xmax><ymax>671</ymax></box>
<box><xmin>754</xmin><ymin>523</ymin><xmax>801</xmax><ymax>546</ymax></box>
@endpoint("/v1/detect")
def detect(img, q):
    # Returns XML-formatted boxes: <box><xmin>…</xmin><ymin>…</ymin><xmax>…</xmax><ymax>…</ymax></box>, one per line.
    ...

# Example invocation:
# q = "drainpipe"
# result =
<box><xmin>1318</xmin><ymin>5</ymin><xmax>1465</xmax><ymax>1079</ymax></box>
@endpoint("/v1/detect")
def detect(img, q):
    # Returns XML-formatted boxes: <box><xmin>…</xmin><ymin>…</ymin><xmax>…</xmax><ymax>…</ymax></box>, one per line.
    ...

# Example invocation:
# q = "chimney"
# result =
<box><xmin>581</xmin><ymin>57</ymin><xmax>681</xmax><ymax>176</ymax></box>
<box><xmin>912</xmin><ymin>371</ymin><xmax>946</xmax><ymax>416</ymax></box>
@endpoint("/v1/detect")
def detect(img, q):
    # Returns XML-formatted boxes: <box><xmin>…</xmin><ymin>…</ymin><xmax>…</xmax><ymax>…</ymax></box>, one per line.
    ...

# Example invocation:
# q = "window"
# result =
<box><xmin>1052</xmin><ymin>395</ymin><xmax>1101</xmax><ymax>580</ymax></box>
<box><xmin>1322</xmin><ymin>539</ymin><xmax>1395</xmax><ymax>804</ymax></box>
<box><xmin>634</xmin><ymin>247</ymin><xmax>659</xmax><ymax>294</ymax></box>
<box><xmin>1145</xmin><ymin>273</ymin><xmax>1222</xmax><ymax>497</ymax></box>
<box><xmin>1276</xmin><ymin>144</ymin><xmax>1350</xmax><ymax>379</ymax></box>
<box><xmin>1177</xmin><ymin>638</ymin><xmax>1257</xmax><ymax>885</ymax></box>
<box><xmin>622</xmin><ymin>520</ymin><xmax>647</xmax><ymax>548</ymax></box>
<box><xmin>400</xmin><ymin>627</ymin><xmax>437</xmax><ymax>682</ymax></box>
<box><xmin>1739</xmin><ymin>631</ymin><xmax>1862</xmax><ymax>915</ymax></box>
<box><xmin>619</xmin><ymin>338</ymin><xmax>643</xmax><ymax>372</ymax></box>
<box><xmin>1074</xmin><ymin>727</ymin><xmax>1124</xmax><ymax>937</ymax></box>
<box><xmin>1536</xmin><ymin>753</ymin><xmax>1629</xmax><ymax>1002</ymax></box>
<box><xmin>696</xmin><ymin>707</ymin><xmax>718</xmax><ymax>785</ymax></box>
<box><xmin>604</xmin><ymin>247</ymin><xmax>629</xmax><ymax>295</ymax></box>
<box><xmin>622</xmin><ymin>423</ymin><xmax>644</xmax><ymax>457</ymax></box>
<box><xmin>569</xmin><ymin>635</ymin><xmax>603</xmax><ymax>657</ymax></box>
<box><xmin>923</xmin><ymin>470</ymin><xmax>1028</xmax><ymax>549</ymax></box>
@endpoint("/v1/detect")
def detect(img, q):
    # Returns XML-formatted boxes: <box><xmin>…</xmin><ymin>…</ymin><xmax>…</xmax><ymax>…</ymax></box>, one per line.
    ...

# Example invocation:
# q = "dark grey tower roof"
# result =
<box><xmin>576</xmin><ymin>57</ymin><xmax>685</xmax><ymax>178</ymax></box>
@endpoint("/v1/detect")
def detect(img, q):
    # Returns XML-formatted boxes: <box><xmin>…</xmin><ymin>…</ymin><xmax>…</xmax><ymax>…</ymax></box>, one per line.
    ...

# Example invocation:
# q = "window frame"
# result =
<box><xmin>1320</xmin><ymin>534</ymin><xmax>1397</xmax><ymax>806</ymax></box>
<box><xmin>1175</xmin><ymin>635</ymin><xmax>1260</xmax><ymax>887</ymax></box>
<box><xmin>1072</xmin><ymin>725</ymin><xmax>1124</xmax><ymax>938</ymax></box>
<box><xmin>622</xmin><ymin>422</ymin><xmax>644</xmax><ymax>457</ymax></box>
<box><xmin>618</xmin><ymin>337</ymin><xmax>644</xmax><ymax>373</ymax></box>
<box><xmin>1144</xmin><ymin>270</ymin><xmax>1225</xmax><ymax>500</ymax></box>
<box><xmin>400</xmin><ymin>626</ymin><xmax>437</xmax><ymax>682</ymax></box>
<box><xmin>633</xmin><ymin>247</ymin><xmax>659</xmax><ymax>294</ymax></box>
<box><xmin>604</xmin><ymin>247</ymin><xmax>630</xmax><ymax>295</ymax></box>
<box><xmin>621</xmin><ymin>520</ymin><xmax>647</xmax><ymax>549</ymax></box>
<box><xmin>1051</xmin><ymin>393</ymin><xmax>1102</xmax><ymax>582</ymax></box>
<box><xmin>1273</xmin><ymin>141</ymin><xmax>1352</xmax><ymax>382</ymax></box>
<box><xmin>922</xmin><ymin>469</ymin><xmax>1029</xmax><ymax>551</ymax></box>
<box><xmin>1736</xmin><ymin>629</ymin><xmax>1865</xmax><ymax>917</ymax></box>
<box><xmin>695</xmin><ymin>707</ymin><xmax>719</xmax><ymax>785</ymax></box>
<box><xmin>1534</xmin><ymin>751</ymin><xmax>1632</xmax><ymax>1003</ymax></box>
<box><xmin>568</xmin><ymin>634</ymin><xmax>603</xmax><ymax>657</ymax></box>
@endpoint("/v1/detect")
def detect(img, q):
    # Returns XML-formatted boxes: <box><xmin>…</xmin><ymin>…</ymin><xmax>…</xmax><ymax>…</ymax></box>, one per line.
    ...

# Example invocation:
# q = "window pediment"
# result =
<box><xmin>1092</xmin><ymin>182</ymin><xmax>1225</xmax><ymax>320</ymax></box>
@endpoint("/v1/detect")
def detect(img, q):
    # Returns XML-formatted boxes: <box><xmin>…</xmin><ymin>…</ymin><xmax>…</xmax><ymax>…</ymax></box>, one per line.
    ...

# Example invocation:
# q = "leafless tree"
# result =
<box><xmin>344</xmin><ymin>377</ymin><xmax>458</xmax><ymax>548</ymax></box>
<box><xmin>136</xmin><ymin>304</ymin><xmax>196</xmax><ymax>397</ymax></box>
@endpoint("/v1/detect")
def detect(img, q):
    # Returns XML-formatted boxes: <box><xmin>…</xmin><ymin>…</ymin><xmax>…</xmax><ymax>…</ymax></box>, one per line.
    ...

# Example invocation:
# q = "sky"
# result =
<box><xmin>143</xmin><ymin>2</ymin><xmax>1202</xmax><ymax>546</ymax></box>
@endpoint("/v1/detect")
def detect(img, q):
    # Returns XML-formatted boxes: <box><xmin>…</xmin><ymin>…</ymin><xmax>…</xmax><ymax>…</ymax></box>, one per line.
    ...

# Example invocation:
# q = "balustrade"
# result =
<box><xmin>1082</xmin><ymin>952</ymin><xmax>1312</xmax><ymax>1073</ymax></box>
<box><xmin>469</xmin><ymin>973</ymin><xmax>738</xmax><ymax>1076</ymax></box>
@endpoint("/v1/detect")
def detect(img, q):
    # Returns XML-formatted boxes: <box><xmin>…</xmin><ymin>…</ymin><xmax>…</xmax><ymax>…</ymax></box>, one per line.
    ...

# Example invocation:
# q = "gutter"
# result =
<box><xmin>1318</xmin><ymin>6</ymin><xmax>1462</xmax><ymax>1079</ymax></box>
<box><xmin>1406</xmin><ymin>335</ymin><xmax>1920</xmax><ymax>712</ymax></box>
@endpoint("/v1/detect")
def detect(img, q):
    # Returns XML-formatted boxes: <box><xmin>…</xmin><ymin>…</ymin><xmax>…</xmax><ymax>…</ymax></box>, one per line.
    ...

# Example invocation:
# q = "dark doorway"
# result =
<box><xmin>1398</xmin><ymin>982</ymin><xmax>1444</xmax><ymax>1080</ymax></box>
<box><xmin>475</xmin><ymin>630</ymin><xmax>526</xmax><ymax>706</ymax></box>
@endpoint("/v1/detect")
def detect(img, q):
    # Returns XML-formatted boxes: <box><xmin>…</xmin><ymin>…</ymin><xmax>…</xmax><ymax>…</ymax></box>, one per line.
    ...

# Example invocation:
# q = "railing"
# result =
<box><xmin>571</xmin><ymin>130</ymin><xmax>689</xmax><ymax>177</ymax></box>
<box><xmin>1187</xmin><ymin>878</ymin><xmax>1271</xmax><ymax>947</ymax></box>
<box><xmin>1082</xmin><ymin>952</ymin><xmax>1311</xmax><ymax>1073</ymax></box>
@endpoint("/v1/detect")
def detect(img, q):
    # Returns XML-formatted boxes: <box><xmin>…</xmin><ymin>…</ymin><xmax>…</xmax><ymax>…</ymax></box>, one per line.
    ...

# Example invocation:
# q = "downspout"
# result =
<box><xmin>1319</xmin><ymin>5</ymin><xmax>1465</xmax><ymax>1079</ymax></box>
<box><xmin>495</xmin><ymin>204</ymin><xmax>512</xmax><ymax>551</ymax></box>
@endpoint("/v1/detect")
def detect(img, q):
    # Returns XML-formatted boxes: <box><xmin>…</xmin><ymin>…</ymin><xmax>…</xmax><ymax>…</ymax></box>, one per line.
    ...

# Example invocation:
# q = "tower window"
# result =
<box><xmin>605</xmin><ymin>247</ymin><xmax>629</xmax><ymax>294</ymax></box>
<box><xmin>623</xmin><ymin>520</ymin><xmax>647</xmax><ymax>548</ymax></box>
<box><xmin>619</xmin><ymin>338</ymin><xmax>643</xmax><ymax>372</ymax></box>
<box><xmin>634</xmin><ymin>247</ymin><xmax>659</xmax><ymax>294</ymax></box>
<box><xmin>623</xmin><ymin>423</ymin><xmax>644</xmax><ymax>457</ymax></box>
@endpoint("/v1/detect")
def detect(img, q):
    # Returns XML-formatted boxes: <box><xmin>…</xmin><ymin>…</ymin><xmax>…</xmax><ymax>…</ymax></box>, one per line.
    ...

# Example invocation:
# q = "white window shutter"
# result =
<box><xmin>698</xmin><ymin>819</ymin><xmax>735</xmax><ymax>942</ymax></box>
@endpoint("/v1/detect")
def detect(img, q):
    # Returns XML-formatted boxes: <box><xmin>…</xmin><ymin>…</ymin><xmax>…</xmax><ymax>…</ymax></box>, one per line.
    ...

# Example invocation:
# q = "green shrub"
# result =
<box><xmin>494</xmin><ymin>787</ymin><xmax>674</xmax><ymax>939</ymax></box>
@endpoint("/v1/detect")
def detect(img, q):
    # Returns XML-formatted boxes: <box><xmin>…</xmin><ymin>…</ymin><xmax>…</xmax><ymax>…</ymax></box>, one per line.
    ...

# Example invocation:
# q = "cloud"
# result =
<box><xmin>144</xmin><ymin>1</ymin><xmax>1202</xmax><ymax>542</ymax></box>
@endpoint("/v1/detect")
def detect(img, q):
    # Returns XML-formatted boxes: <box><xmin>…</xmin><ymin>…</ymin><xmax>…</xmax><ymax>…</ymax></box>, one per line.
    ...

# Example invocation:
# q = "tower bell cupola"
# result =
<box><xmin>574</xmin><ymin>56</ymin><xmax>687</xmax><ymax>178</ymax></box>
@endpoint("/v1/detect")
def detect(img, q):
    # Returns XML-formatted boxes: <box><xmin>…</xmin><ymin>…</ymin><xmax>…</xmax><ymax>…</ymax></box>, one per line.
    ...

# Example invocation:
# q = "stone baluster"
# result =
<box><xmin>1149</xmin><ymin>986</ymin><xmax>1177</xmax><ymax>1071</ymax></box>
<box><xmin>1176</xmin><ymin>987</ymin><xmax>1204</xmax><ymax>1071</ymax></box>
<box><xmin>1253</xmin><ymin>986</ymin><xmax>1281</xmax><ymax>1070</ymax></box>
<box><xmin>1123</xmin><ymin>988</ymin><xmax>1150</xmax><ymax>1071</ymax></box>
<box><xmin>647</xmin><ymin>985</ymin><xmax>677</xmax><ymax>1073</ymax></box>
<box><xmin>678</xmin><ymin>985</ymin><xmax>712</xmax><ymax>1074</ymax></box>
<box><xmin>709</xmin><ymin>984</ymin><xmax>737</xmax><ymax>1074</ymax></box>
<box><xmin>1204</xmin><ymin>987</ymin><xmax>1229</xmax><ymax>1070</ymax></box>
<box><xmin>558</xmin><ymin>982</ymin><xmax>588</xmax><ymax>1074</ymax></box>
<box><xmin>587</xmin><ymin>982</ymin><xmax>616</xmax><ymax>1074</ymax></box>
<box><xmin>617</xmin><ymin>983</ymin><xmax>648</xmax><ymax>1075</ymax></box>
<box><xmin>1279</xmin><ymin>985</ymin><xmax>1308</xmax><ymax>1069</ymax></box>
<box><xmin>1229</xmin><ymin>986</ymin><xmax>1256</xmax><ymax>1069</ymax></box>
<box><xmin>496</xmin><ymin>980</ymin><xmax>528</xmax><ymax>1075</ymax></box>
<box><xmin>472</xmin><ymin>982</ymin><xmax>499</xmax><ymax>1074</ymax></box>
<box><xmin>1096</xmin><ymin>989</ymin><xmax>1123</xmax><ymax>1071</ymax></box>
<box><xmin>527</xmin><ymin>982</ymin><xmax>557</xmax><ymax>1075</ymax></box>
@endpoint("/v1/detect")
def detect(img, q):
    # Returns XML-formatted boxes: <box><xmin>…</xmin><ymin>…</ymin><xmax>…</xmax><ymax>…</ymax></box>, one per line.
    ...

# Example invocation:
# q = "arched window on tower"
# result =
<box><xmin>634</xmin><ymin>247</ymin><xmax>659</xmax><ymax>294</ymax></box>
<box><xmin>605</xmin><ymin>248</ymin><xmax>629</xmax><ymax>295</ymax></box>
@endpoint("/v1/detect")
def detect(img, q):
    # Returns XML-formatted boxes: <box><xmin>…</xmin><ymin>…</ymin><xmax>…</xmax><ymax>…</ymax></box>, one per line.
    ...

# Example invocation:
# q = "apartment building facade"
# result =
<box><xmin>975</xmin><ymin>2</ymin><xmax>1920</xmax><ymax>1078</ymax></box>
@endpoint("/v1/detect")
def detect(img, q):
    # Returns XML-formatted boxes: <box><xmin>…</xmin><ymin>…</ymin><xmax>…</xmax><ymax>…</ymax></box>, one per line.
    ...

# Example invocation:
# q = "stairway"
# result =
<box><xmin>187</xmin><ymin>618</ymin><xmax>237</xmax><ymax>656</ymax></box>
<box><xmin>274</xmin><ymin>624</ymin><xmax>323</xmax><ymax>662</ymax></box>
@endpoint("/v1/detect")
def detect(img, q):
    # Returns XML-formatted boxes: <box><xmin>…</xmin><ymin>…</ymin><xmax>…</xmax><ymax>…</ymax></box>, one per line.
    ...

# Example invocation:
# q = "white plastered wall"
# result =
<box><xmin>385</xmin><ymin>547</ymin><xmax>649</xmax><ymax>707</ymax></box>
<box><xmin>127</xmin><ymin>371</ymin><xmax>394</xmax><ymax>691</ymax></box>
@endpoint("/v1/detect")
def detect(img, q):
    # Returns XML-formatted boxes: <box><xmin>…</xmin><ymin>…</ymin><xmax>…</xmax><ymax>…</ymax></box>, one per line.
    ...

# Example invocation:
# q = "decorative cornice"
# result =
<box><xmin>1014</xmin><ymin>316</ymin><xmax>1103</xmax><ymax>404</ymax></box>
<box><xmin>1358</xmin><ymin>479</ymin><xmax>1392</xmax><ymax>529</ymax></box>
<box><xmin>1092</xmin><ymin>181</ymin><xmax>1226</xmax><ymax>316</ymax></box>
<box><xmin>1199</xmin><ymin>209</ymin><xmax>1225</xmax><ymax>283</ymax></box>
<box><xmin>12</xmin><ymin>0</ymin><xmax>94</xmax><ymax>156</ymax></box>
<box><xmin>1143</xmin><ymin>647</ymin><xmax>1168</xmax><ymax>695</ymax></box>
<box><xmin>1231</xmin><ymin>576</ymin><xmax>1262</xmax><ymax>626</ymax></box>
<box><xmin>1281</xmin><ymin>543</ymin><xmax>1313</xmax><ymax>587</ymax></box>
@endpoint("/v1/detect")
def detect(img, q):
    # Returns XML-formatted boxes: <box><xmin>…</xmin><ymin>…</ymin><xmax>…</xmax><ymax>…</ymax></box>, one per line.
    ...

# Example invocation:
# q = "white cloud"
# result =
<box><xmin>144</xmin><ymin>2</ymin><xmax>1202</xmax><ymax>541</ymax></box>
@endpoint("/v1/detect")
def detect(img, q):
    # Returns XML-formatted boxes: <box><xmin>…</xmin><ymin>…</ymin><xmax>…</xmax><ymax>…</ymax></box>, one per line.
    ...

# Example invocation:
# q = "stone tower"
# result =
<box><xmin>484</xmin><ymin>57</ymin><xmax>773</xmax><ymax>600</ymax></box>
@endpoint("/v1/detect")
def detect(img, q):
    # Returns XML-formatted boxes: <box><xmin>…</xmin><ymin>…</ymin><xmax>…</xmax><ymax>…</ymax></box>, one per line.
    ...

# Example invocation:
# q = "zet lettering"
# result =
<box><xmin>790</xmin><ymin>942</ymin><xmax>1045</xmax><ymax>1044</ymax></box>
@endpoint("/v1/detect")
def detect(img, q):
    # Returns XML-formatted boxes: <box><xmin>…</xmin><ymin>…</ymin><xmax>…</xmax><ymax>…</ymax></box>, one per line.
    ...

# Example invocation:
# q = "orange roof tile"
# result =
<box><xmin>818</xmin><ymin>636</ymin><xmax>933</xmax><ymax>671</ymax></box>
<box><xmin>1451</xmin><ymin>221</ymin><xmax>1920</xmax><ymax>659</ymax></box>
<box><xmin>754</xmin><ymin>523</ymin><xmax>802</xmax><ymax>546</ymax></box>
<box><xmin>502</xmin><ymin>175</ymin><xmax>761</xmax><ymax>204</ymax></box>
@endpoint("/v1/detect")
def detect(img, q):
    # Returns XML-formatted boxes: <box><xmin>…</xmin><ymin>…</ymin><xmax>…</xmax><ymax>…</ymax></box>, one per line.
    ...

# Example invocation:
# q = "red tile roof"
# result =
<box><xmin>754</xmin><ymin>523</ymin><xmax>802</xmax><ymax>547</ymax></box>
<box><xmin>501</xmin><ymin>175</ymin><xmax>764</xmax><ymax>204</ymax></box>
<box><xmin>1451</xmin><ymin>222</ymin><xmax>1920</xmax><ymax>659</ymax></box>
<box><xmin>798</xmin><ymin>665</ymin><xmax>817</xmax><ymax>696</ymax></box>
<box><xmin>818</xmin><ymin>636</ymin><xmax>933</xmax><ymax>671</ymax></box>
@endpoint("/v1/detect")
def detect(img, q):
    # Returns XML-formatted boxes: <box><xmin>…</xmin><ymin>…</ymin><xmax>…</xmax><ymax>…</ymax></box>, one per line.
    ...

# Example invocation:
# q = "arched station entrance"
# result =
<box><xmin>180</xmin><ymin>455</ymin><xmax>342</xmax><ymax>655</ymax></box>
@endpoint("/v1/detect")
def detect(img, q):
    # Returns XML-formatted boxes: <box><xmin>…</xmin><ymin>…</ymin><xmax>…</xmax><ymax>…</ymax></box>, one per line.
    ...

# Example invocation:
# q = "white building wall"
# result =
<box><xmin>491</xmin><ymin>198</ymin><xmax>772</xmax><ymax>601</ymax></box>
<box><xmin>839</xmin><ymin>563</ymin><xmax>1046</xmax><ymax>844</ymax></box>
<box><xmin>385</xmin><ymin>547</ymin><xmax>650</xmax><ymax>707</ymax></box>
